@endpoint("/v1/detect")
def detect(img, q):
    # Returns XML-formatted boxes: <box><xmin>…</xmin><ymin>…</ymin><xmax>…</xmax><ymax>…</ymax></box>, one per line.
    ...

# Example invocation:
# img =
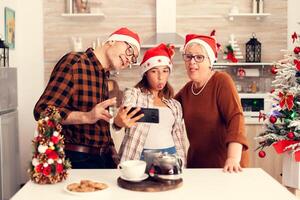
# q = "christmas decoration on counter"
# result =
<box><xmin>255</xmin><ymin>32</ymin><xmax>300</xmax><ymax>160</ymax></box>
<box><xmin>29</xmin><ymin>106</ymin><xmax>71</xmax><ymax>184</ymax></box>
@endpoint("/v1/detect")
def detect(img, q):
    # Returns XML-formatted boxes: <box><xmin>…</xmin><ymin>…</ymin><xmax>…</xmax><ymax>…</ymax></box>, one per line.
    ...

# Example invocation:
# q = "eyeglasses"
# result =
<box><xmin>182</xmin><ymin>54</ymin><xmax>206</xmax><ymax>63</ymax></box>
<box><xmin>124</xmin><ymin>42</ymin><xmax>138</xmax><ymax>64</ymax></box>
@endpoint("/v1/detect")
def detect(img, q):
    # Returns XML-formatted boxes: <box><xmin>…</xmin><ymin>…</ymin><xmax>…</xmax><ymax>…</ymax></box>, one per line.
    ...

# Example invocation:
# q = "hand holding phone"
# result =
<box><xmin>127</xmin><ymin>107</ymin><xmax>159</xmax><ymax>123</ymax></box>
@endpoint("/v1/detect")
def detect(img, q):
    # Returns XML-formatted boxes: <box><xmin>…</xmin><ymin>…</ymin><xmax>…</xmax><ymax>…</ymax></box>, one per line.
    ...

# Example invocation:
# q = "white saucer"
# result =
<box><xmin>120</xmin><ymin>173</ymin><xmax>149</xmax><ymax>182</ymax></box>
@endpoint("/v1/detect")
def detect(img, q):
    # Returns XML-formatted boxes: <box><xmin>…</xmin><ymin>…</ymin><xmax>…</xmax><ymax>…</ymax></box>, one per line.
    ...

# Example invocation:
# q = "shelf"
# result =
<box><xmin>228</xmin><ymin>13</ymin><xmax>271</xmax><ymax>21</ymax></box>
<box><xmin>61</xmin><ymin>13</ymin><xmax>105</xmax><ymax>18</ymax></box>
<box><xmin>131</xmin><ymin>62</ymin><xmax>273</xmax><ymax>68</ymax></box>
<box><xmin>176</xmin><ymin>15</ymin><xmax>223</xmax><ymax>19</ymax></box>
<box><xmin>213</xmin><ymin>62</ymin><xmax>273</xmax><ymax>66</ymax></box>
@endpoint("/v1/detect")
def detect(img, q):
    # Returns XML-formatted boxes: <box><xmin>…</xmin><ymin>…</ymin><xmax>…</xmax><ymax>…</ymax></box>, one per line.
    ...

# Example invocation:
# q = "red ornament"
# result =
<box><xmin>51</xmin><ymin>136</ymin><xmax>59</xmax><ymax>144</ymax></box>
<box><xmin>35</xmin><ymin>164</ymin><xmax>43</xmax><ymax>173</ymax></box>
<box><xmin>47</xmin><ymin>120</ymin><xmax>55</xmax><ymax>128</ymax></box>
<box><xmin>287</xmin><ymin>132</ymin><xmax>295</xmax><ymax>139</ymax></box>
<box><xmin>42</xmin><ymin>166</ymin><xmax>51</xmax><ymax>176</ymax></box>
<box><xmin>56</xmin><ymin>163</ymin><xmax>64</xmax><ymax>173</ymax></box>
<box><xmin>45</xmin><ymin>149</ymin><xmax>59</xmax><ymax>160</ymax></box>
<box><xmin>270</xmin><ymin>66</ymin><xmax>278</xmax><ymax>74</ymax></box>
<box><xmin>294</xmin><ymin>59</ymin><xmax>300</xmax><ymax>71</ymax></box>
<box><xmin>237</xmin><ymin>67</ymin><xmax>246</xmax><ymax>77</ymax></box>
<box><xmin>270</xmin><ymin>88</ymin><xmax>275</xmax><ymax>93</ymax></box>
<box><xmin>258</xmin><ymin>150</ymin><xmax>266</xmax><ymax>158</ymax></box>
<box><xmin>294</xmin><ymin>47</ymin><xmax>300</xmax><ymax>54</ymax></box>
<box><xmin>269</xmin><ymin>115</ymin><xmax>277</xmax><ymax>124</ymax></box>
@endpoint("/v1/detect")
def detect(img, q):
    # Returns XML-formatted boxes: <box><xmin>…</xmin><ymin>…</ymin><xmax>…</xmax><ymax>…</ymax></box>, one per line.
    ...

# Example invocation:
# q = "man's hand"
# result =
<box><xmin>88</xmin><ymin>97</ymin><xmax>117</xmax><ymax>124</ymax></box>
<box><xmin>113</xmin><ymin>106</ymin><xmax>144</xmax><ymax>128</ymax></box>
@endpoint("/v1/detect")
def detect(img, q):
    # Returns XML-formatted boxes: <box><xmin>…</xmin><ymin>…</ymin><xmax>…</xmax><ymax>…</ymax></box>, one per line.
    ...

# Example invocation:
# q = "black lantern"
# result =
<box><xmin>0</xmin><ymin>37</ymin><xmax>9</xmax><ymax>67</ymax></box>
<box><xmin>245</xmin><ymin>33</ymin><xmax>261</xmax><ymax>63</ymax></box>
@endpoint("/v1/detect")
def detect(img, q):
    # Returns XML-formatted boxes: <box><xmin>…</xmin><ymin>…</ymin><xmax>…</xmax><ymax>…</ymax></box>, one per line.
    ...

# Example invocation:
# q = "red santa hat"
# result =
<box><xmin>182</xmin><ymin>34</ymin><xmax>217</xmax><ymax>65</ymax></box>
<box><xmin>107</xmin><ymin>27</ymin><xmax>141</xmax><ymax>52</ymax></box>
<box><xmin>140</xmin><ymin>43</ymin><xmax>175</xmax><ymax>77</ymax></box>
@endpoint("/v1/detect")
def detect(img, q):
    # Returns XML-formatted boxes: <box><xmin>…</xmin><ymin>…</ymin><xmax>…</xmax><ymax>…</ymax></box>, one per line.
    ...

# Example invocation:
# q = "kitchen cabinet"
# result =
<box><xmin>246</xmin><ymin>124</ymin><xmax>283</xmax><ymax>182</ymax></box>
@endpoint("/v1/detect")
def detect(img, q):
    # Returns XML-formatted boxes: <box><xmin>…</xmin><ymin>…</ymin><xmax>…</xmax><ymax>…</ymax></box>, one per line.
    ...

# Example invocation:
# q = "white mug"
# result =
<box><xmin>118</xmin><ymin>160</ymin><xmax>146</xmax><ymax>179</ymax></box>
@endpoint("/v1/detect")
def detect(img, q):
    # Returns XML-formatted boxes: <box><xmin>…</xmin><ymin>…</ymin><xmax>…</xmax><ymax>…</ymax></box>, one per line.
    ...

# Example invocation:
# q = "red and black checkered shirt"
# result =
<box><xmin>34</xmin><ymin>48</ymin><xmax>118</xmax><ymax>159</ymax></box>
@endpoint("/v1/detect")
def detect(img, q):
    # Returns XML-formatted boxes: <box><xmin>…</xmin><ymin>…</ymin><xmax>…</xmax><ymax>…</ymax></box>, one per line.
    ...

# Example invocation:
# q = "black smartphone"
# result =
<box><xmin>127</xmin><ymin>107</ymin><xmax>159</xmax><ymax>123</ymax></box>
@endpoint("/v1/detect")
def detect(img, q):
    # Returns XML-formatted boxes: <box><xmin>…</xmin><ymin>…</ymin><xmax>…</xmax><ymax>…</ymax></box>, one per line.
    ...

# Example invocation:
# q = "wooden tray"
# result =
<box><xmin>117</xmin><ymin>176</ymin><xmax>183</xmax><ymax>192</ymax></box>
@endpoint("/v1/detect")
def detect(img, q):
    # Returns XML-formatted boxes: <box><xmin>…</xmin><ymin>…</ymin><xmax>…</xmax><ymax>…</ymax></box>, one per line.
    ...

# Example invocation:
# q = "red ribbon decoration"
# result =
<box><xmin>294</xmin><ymin>59</ymin><xmax>300</xmax><ymax>71</ymax></box>
<box><xmin>292</xmin><ymin>32</ymin><xmax>298</xmax><ymax>43</ymax></box>
<box><xmin>273</xmin><ymin>140</ymin><xmax>300</xmax><ymax>162</ymax></box>
<box><xmin>258</xmin><ymin>111</ymin><xmax>267</xmax><ymax>122</ymax></box>
<box><xmin>278</xmin><ymin>92</ymin><xmax>294</xmax><ymax>110</ymax></box>
<box><xmin>226</xmin><ymin>52</ymin><xmax>238</xmax><ymax>63</ymax></box>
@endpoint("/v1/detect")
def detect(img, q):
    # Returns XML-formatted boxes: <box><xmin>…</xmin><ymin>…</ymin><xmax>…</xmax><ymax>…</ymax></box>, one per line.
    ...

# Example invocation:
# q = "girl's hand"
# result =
<box><xmin>113</xmin><ymin>106</ymin><xmax>144</xmax><ymax>128</ymax></box>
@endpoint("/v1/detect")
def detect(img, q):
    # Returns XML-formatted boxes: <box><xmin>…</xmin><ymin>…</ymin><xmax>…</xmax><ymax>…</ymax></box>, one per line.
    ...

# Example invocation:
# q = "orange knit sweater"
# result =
<box><xmin>175</xmin><ymin>71</ymin><xmax>249</xmax><ymax>168</ymax></box>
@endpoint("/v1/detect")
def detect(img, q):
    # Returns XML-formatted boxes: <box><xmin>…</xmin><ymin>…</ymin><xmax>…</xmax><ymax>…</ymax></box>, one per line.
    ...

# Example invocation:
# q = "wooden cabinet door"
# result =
<box><xmin>246</xmin><ymin>124</ymin><xmax>283</xmax><ymax>182</ymax></box>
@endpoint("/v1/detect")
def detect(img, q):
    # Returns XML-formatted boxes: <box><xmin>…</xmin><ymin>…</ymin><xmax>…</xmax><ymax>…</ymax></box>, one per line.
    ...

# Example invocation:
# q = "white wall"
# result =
<box><xmin>17</xmin><ymin>0</ymin><xmax>44</xmax><ymax>183</ymax></box>
<box><xmin>288</xmin><ymin>0</ymin><xmax>300</xmax><ymax>49</ymax></box>
<box><xmin>0</xmin><ymin>0</ymin><xmax>44</xmax><ymax>184</ymax></box>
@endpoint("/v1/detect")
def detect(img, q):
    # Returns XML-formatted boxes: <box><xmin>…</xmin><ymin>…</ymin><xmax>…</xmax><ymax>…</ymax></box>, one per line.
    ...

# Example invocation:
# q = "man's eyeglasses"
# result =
<box><xmin>124</xmin><ymin>42</ymin><xmax>138</xmax><ymax>64</ymax></box>
<box><xmin>182</xmin><ymin>54</ymin><xmax>206</xmax><ymax>63</ymax></box>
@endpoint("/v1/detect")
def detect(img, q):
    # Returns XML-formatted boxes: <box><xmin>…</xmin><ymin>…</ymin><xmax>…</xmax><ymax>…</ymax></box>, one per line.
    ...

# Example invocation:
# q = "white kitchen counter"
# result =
<box><xmin>11</xmin><ymin>168</ymin><xmax>297</xmax><ymax>200</ymax></box>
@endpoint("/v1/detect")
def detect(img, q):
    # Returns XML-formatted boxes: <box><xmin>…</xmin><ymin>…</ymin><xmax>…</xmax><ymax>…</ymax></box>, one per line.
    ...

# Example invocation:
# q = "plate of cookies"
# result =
<box><xmin>64</xmin><ymin>179</ymin><xmax>110</xmax><ymax>196</ymax></box>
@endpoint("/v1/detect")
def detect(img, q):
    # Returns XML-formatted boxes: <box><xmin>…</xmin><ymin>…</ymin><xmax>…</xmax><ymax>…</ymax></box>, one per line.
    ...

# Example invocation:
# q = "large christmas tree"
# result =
<box><xmin>29</xmin><ymin>106</ymin><xmax>71</xmax><ymax>184</ymax></box>
<box><xmin>256</xmin><ymin>32</ymin><xmax>300</xmax><ymax>160</ymax></box>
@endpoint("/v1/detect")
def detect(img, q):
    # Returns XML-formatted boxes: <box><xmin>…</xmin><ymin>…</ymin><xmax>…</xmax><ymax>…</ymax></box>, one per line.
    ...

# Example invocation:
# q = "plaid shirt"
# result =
<box><xmin>118</xmin><ymin>88</ymin><xmax>187</xmax><ymax>165</ymax></box>
<box><xmin>34</xmin><ymin>48</ymin><xmax>119</xmax><ymax>163</ymax></box>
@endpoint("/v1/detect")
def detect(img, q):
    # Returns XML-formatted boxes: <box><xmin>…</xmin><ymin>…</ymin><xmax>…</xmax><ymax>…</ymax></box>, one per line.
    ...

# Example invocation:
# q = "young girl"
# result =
<box><xmin>113</xmin><ymin>43</ymin><xmax>187</xmax><ymax>164</ymax></box>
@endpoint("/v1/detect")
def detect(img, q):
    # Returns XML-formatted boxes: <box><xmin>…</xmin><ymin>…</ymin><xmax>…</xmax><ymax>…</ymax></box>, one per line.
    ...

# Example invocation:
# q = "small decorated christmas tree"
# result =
<box><xmin>29</xmin><ymin>106</ymin><xmax>71</xmax><ymax>184</ymax></box>
<box><xmin>256</xmin><ymin>32</ymin><xmax>300</xmax><ymax>160</ymax></box>
<box><xmin>223</xmin><ymin>34</ymin><xmax>243</xmax><ymax>62</ymax></box>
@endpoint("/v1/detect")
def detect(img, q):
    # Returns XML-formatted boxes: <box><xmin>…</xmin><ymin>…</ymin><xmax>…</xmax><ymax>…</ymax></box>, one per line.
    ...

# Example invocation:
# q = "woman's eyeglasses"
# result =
<box><xmin>124</xmin><ymin>42</ymin><xmax>138</xmax><ymax>64</ymax></box>
<box><xmin>182</xmin><ymin>54</ymin><xmax>206</xmax><ymax>63</ymax></box>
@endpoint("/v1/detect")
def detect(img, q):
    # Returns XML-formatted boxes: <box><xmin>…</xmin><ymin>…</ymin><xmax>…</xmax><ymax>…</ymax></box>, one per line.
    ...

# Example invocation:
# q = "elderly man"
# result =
<box><xmin>34</xmin><ymin>27</ymin><xmax>141</xmax><ymax>169</ymax></box>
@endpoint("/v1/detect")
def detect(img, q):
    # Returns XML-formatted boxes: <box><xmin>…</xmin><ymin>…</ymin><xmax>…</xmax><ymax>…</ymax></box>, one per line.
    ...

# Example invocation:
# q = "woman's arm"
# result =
<box><xmin>224</xmin><ymin>142</ymin><xmax>243</xmax><ymax>172</ymax></box>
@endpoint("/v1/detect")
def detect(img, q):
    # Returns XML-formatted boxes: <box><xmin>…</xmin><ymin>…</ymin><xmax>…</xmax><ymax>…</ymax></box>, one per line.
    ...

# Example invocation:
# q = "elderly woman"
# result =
<box><xmin>175</xmin><ymin>34</ymin><xmax>249</xmax><ymax>172</ymax></box>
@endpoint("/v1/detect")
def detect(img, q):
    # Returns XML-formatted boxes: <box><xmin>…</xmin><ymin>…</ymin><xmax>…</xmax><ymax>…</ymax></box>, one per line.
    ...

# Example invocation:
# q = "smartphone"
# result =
<box><xmin>127</xmin><ymin>107</ymin><xmax>159</xmax><ymax>123</ymax></box>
